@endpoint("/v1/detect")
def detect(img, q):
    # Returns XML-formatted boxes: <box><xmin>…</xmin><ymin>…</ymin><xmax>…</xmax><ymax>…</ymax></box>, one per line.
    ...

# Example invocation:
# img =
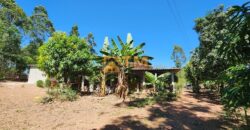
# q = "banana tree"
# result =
<box><xmin>145</xmin><ymin>71</ymin><xmax>172</xmax><ymax>92</ymax></box>
<box><xmin>100</xmin><ymin>35</ymin><xmax>152</xmax><ymax>100</ymax></box>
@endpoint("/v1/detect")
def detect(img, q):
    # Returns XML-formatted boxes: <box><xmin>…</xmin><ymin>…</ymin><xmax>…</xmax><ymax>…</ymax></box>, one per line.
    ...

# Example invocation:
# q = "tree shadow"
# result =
<box><xmin>185</xmin><ymin>90</ymin><xmax>221</xmax><ymax>105</ymax></box>
<box><xmin>100</xmin><ymin>104</ymin><xmax>228</xmax><ymax>130</ymax></box>
<box><xmin>101</xmin><ymin>116</ymin><xmax>151</xmax><ymax>130</ymax></box>
<box><xmin>101</xmin><ymin>90</ymin><xmax>241</xmax><ymax>130</ymax></box>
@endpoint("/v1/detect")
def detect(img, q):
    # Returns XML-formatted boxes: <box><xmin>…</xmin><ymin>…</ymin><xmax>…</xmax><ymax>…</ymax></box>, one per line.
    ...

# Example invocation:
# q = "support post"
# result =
<box><xmin>142</xmin><ymin>72</ymin><xmax>145</xmax><ymax>87</ymax></box>
<box><xmin>81</xmin><ymin>76</ymin><xmax>85</xmax><ymax>92</ymax></box>
<box><xmin>171</xmin><ymin>73</ymin><xmax>175</xmax><ymax>92</ymax></box>
<box><xmin>154</xmin><ymin>73</ymin><xmax>157</xmax><ymax>92</ymax></box>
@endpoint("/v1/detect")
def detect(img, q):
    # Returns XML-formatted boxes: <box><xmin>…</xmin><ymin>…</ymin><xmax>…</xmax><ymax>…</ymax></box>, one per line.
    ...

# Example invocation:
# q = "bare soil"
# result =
<box><xmin>0</xmin><ymin>82</ymin><xmax>239</xmax><ymax>130</ymax></box>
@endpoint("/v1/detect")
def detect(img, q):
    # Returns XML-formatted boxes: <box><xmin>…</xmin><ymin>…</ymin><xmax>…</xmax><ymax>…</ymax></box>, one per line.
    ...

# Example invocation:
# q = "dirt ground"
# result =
<box><xmin>0</xmin><ymin>82</ymin><xmax>238</xmax><ymax>130</ymax></box>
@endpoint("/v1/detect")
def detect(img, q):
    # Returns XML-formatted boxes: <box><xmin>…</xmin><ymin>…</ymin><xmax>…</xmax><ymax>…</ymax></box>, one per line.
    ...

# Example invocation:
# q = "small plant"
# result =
<box><xmin>40</xmin><ymin>96</ymin><xmax>53</xmax><ymax>104</ymax></box>
<box><xmin>44</xmin><ymin>78</ymin><xmax>51</xmax><ymax>88</ymax></box>
<box><xmin>128</xmin><ymin>92</ymin><xmax>176</xmax><ymax>107</ymax></box>
<box><xmin>36</xmin><ymin>80</ymin><xmax>44</xmax><ymax>88</ymax></box>
<box><xmin>58</xmin><ymin>87</ymin><xmax>78</xmax><ymax>101</ymax></box>
<box><xmin>43</xmin><ymin>87</ymin><xmax>78</xmax><ymax>103</ymax></box>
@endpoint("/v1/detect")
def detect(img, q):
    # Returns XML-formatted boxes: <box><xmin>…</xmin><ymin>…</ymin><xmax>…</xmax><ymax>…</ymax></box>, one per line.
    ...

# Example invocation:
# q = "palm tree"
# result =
<box><xmin>100</xmin><ymin>34</ymin><xmax>152</xmax><ymax>100</ymax></box>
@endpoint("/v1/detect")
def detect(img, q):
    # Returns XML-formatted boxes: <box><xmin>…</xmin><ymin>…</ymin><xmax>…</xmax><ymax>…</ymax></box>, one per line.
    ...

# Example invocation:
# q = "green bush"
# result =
<box><xmin>58</xmin><ymin>88</ymin><xmax>78</xmax><ymax>101</ymax></box>
<box><xmin>40</xmin><ymin>96</ymin><xmax>53</xmax><ymax>104</ymax></box>
<box><xmin>129</xmin><ymin>92</ymin><xmax>176</xmax><ymax>107</ymax></box>
<box><xmin>46</xmin><ymin>87</ymin><xmax>78</xmax><ymax>102</ymax></box>
<box><xmin>44</xmin><ymin>78</ymin><xmax>51</xmax><ymax>88</ymax></box>
<box><xmin>36</xmin><ymin>80</ymin><xmax>44</xmax><ymax>88</ymax></box>
<box><xmin>221</xmin><ymin>64</ymin><xmax>250</xmax><ymax>125</ymax></box>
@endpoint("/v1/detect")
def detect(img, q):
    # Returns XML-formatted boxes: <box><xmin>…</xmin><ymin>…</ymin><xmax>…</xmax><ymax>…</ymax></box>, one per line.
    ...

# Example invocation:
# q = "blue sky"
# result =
<box><xmin>16</xmin><ymin>0</ymin><xmax>247</xmax><ymax>68</ymax></box>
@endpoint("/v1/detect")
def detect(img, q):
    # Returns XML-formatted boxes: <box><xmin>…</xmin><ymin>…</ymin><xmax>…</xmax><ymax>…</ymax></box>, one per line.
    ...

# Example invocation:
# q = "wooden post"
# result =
<box><xmin>100</xmin><ymin>71</ymin><xmax>106</xmax><ymax>96</ymax></box>
<box><xmin>171</xmin><ymin>73</ymin><xmax>175</xmax><ymax>92</ymax></box>
<box><xmin>136</xmin><ymin>84</ymin><xmax>140</xmax><ymax>93</ymax></box>
<box><xmin>142</xmin><ymin>72</ymin><xmax>145</xmax><ymax>87</ymax></box>
<box><xmin>81</xmin><ymin>76</ymin><xmax>85</xmax><ymax>92</ymax></box>
<box><xmin>154</xmin><ymin>73</ymin><xmax>157</xmax><ymax>92</ymax></box>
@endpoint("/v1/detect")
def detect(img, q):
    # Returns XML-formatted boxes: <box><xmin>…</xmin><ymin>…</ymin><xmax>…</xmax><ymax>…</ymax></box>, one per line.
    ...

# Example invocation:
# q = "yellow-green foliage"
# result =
<box><xmin>36</xmin><ymin>80</ymin><xmax>44</xmax><ymax>88</ymax></box>
<box><xmin>176</xmin><ymin>69</ymin><xmax>186</xmax><ymax>95</ymax></box>
<box><xmin>37</xmin><ymin>32</ymin><xmax>94</xmax><ymax>82</ymax></box>
<box><xmin>40</xmin><ymin>87</ymin><xmax>78</xmax><ymax>103</ymax></box>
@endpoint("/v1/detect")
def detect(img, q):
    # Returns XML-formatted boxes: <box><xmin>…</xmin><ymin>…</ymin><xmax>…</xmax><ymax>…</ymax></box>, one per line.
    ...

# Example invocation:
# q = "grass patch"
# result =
<box><xmin>40</xmin><ymin>87</ymin><xmax>78</xmax><ymax>103</ymax></box>
<box><xmin>128</xmin><ymin>92</ymin><xmax>177</xmax><ymax>108</ymax></box>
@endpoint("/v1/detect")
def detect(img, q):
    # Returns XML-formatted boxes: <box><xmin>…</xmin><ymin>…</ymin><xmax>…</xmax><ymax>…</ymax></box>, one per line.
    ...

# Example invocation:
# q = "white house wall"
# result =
<box><xmin>28</xmin><ymin>68</ymin><xmax>46</xmax><ymax>84</ymax></box>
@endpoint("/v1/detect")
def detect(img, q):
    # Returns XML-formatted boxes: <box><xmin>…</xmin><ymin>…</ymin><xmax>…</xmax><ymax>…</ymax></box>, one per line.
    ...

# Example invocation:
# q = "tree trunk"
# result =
<box><xmin>116</xmin><ymin>68</ymin><xmax>128</xmax><ymax>101</ymax></box>
<box><xmin>100</xmin><ymin>71</ymin><xmax>106</xmax><ymax>96</ymax></box>
<box><xmin>244</xmin><ymin>107</ymin><xmax>249</xmax><ymax>125</ymax></box>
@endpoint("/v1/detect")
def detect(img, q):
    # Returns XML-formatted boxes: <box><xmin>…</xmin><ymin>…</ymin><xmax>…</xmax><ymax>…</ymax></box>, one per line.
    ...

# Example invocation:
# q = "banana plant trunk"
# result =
<box><xmin>100</xmin><ymin>71</ymin><xmax>106</xmax><ymax>96</ymax></box>
<box><xmin>153</xmin><ymin>85</ymin><xmax>156</xmax><ymax>92</ymax></box>
<box><xmin>116</xmin><ymin>68</ymin><xmax>128</xmax><ymax>101</ymax></box>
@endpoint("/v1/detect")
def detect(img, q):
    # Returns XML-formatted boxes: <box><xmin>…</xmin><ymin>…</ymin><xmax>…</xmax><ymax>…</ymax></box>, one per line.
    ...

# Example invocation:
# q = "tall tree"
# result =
<box><xmin>30</xmin><ymin>6</ymin><xmax>55</xmax><ymax>46</ymax></box>
<box><xmin>85</xmin><ymin>33</ymin><xmax>96</xmax><ymax>54</ymax></box>
<box><xmin>70</xmin><ymin>25</ymin><xmax>80</xmax><ymax>37</ymax></box>
<box><xmin>171</xmin><ymin>45</ymin><xmax>186</xmax><ymax>68</ymax></box>
<box><xmin>22</xmin><ymin>6</ymin><xmax>55</xmax><ymax>64</ymax></box>
<box><xmin>186</xmin><ymin>2</ymin><xmax>250</xmax><ymax>124</ymax></box>
<box><xmin>220</xmin><ymin>2</ymin><xmax>250</xmax><ymax>64</ymax></box>
<box><xmin>192</xmin><ymin>5</ymin><xmax>231</xmax><ymax>82</ymax></box>
<box><xmin>0</xmin><ymin>0</ymin><xmax>29</xmax><ymax>77</ymax></box>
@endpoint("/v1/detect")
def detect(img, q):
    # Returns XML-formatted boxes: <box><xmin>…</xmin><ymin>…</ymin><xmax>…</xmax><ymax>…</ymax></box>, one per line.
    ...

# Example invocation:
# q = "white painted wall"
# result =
<box><xmin>28</xmin><ymin>68</ymin><xmax>46</xmax><ymax>84</ymax></box>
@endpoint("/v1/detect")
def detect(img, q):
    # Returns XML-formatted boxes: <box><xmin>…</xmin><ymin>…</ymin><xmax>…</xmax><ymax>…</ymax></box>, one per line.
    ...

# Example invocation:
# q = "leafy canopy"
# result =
<box><xmin>171</xmin><ymin>45</ymin><xmax>186</xmax><ymax>68</ymax></box>
<box><xmin>38</xmin><ymin>32</ymin><xmax>94</xmax><ymax>83</ymax></box>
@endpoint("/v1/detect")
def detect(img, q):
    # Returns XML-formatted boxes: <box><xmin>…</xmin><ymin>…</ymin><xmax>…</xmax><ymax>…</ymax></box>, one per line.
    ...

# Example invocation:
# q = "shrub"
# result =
<box><xmin>58</xmin><ymin>87</ymin><xmax>78</xmax><ymax>101</ymax></box>
<box><xmin>44</xmin><ymin>78</ymin><xmax>51</xmax><ymax>88</ymax></box>
<box><xmin>36</xmin><ymin>80</ymin><xmax>44</xmax><ymax>88</ymax></box>
<box><xmin>129</xmin><ymin>92</ymin><xmax>176</xmax><ymax>107</ymax></box>
<box><xmin>40</xmin><ymin>96</ymin><xmax>53</xmax><ymax>104</ymax></box>
<box><xmin>220</xmin><ymin>64</ymin><xmax>250</xmax><ymax>125</ymax></box>
<box><xmin>128</xmin><ymin>97</ymin><xmax>156</xmax><ymax>108</ymax></box>
<box><xmin>45</xmin><ymin>87</ymin><xmax>78</xmax><ymax>102</ymax></box>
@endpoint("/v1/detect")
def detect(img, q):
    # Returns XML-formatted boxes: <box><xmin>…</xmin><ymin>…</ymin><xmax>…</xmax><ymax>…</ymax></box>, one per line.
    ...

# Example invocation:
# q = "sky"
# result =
<box><xmin>16</xmin><ymin>0</ymin><xmax>247</xmax><ymax>68</ymax></box>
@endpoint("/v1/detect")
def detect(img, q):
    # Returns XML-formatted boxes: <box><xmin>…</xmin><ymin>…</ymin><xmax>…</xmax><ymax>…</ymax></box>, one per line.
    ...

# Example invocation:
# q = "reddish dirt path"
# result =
<box><xmin>102</xmin><ymin>90</ymin><xmax>226</xmax><ymax>130</ymax></box>
<box><xmin>0</xmin><ymin>82</ymin><xmax>233</xmax><ymax>130</ymax></box>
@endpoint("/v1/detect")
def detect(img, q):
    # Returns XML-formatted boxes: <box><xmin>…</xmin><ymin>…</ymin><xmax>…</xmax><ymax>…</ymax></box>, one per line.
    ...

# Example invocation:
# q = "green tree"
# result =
<box><xmin>186</xmin><ymin>2</ymin><xmax>250</xmax><ymax>124</ymax></box>
<box><xmin>38</xmin><ymin>32</ymin><xmax>94</xmax><ymax>84</ymax></box>
<box><xmin>22</xmin><ymin>6</ymin><xmax>55</xmax><ymax>64</ymax></box>
<box><xmin>220</xmin><ymin>65</ymin><xmax>250</xmax><ymax>125</ymax></box>
<box><xmin>30</xmin><ymin>6</ymin><xmax>55</xmax><ymax>46</ymax></box>
<box><xmin>0</xmin><ymin>0</ymin><xmax>29</xmax><ymax>78</ymax></box>
<box><xmin>70</xmin><ymin>25</ymin><xmax>80</xmax><ymax>37</ymax></box>
<box><xmin>0</xmin><ymin>0</ymin><xmax>30</xmax><ymax>33</ymax></box>
<box><xmin>220</xmin><ymin>2</ymin><xmax>250</xmax><ymax>124</ymax></box>
<box><xmin>186</xmin><ymin>5</ymin><xmax>231</xmax><ymax>93</ymax></box>
<box><xmin>220</xmin><ymin>2</ymin><xmax>250</xmax><ymax>64</ymax></box>
<box><xmin>0</xmin><ymin>20</ymin><xmax>22</xmax><ymax>78</ymax></box>
<box><xmin>171</xmin><ymin>45</ymin><xmax>186</xmax><ymax>68</ymax></box>
<box><xmin>86</xmin><ymin>33</ymin><xmax>96</xmax><ymax>54</ymax></box>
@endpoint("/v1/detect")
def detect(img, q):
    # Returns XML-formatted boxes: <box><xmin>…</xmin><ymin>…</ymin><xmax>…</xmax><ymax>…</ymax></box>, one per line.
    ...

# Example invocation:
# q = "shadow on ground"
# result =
<box><xmin>100</xmin><ymin>90</ymin><xmax>241</xmax><ymax>130</ymax></box>
<box><xmin>185</xmin><ymin>90</ymin><xmax>221</xmax><ymax>105</ymax></box>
